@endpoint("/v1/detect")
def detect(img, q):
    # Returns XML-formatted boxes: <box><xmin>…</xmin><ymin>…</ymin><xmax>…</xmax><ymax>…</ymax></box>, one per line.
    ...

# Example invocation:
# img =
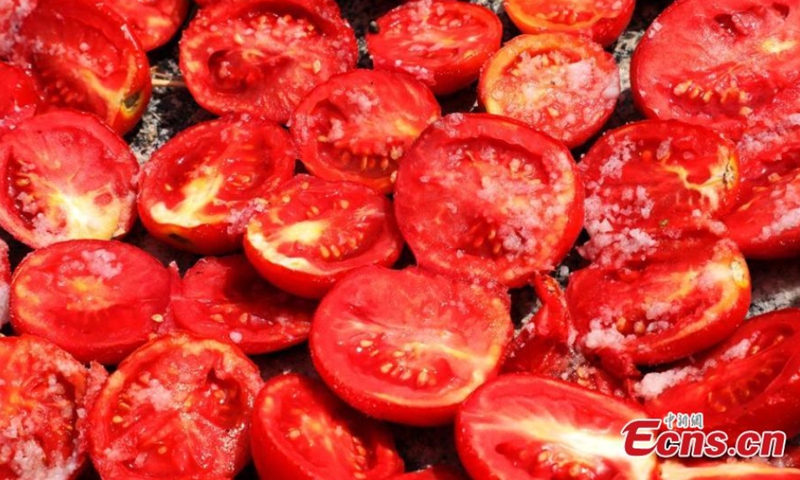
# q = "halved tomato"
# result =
<box><xmin>0</xmin><ymin>110</ymin><xmax>139</xmax><ymax>248</ymax></box>
<box><xmin>455</xmin><ymin>375</ymin><xmax>658</xmax><ymax>480</ymax></box>
<box><xmin>310</xmin><ymin>266</ymin><xmax>513</xmax><ymax>426</ymax></box>
<box><xmin>479</xmin><ymin>33</ymin><xmax>620</xmax><ymax>148</ymax></box>
<box><xmin>251</xmin><ymin>373</ymin><xmax>404</xmax><ymax>480</ymax></box>
<box><xmin>390</xmin><ymin>466</ymin><xmax>465</xmax><ymax>479</ymax></box>
<box><xmin>171</xmin><ymin>255</ymin><xmax>315</xmax><ymax>355</ymax></box>
<box><xmin>394</xmin><ymin>113</ymin><xmax>584</xmax><ymax>287</ymax></box>
<box><xmin>138</xmin><ymin>115</ymin><xmax>295</xmax><ymax>255</ymax></box>
<box><xmin>89</xmin><ymin>334</ymin><xmax>263</xmax><ymax>479</ymax></box>
<box><xmin>179</xmin><ymin>0</ymin><xmax>358</xmax><ymax>124</ymax></box>
<box><xmin>5</xmin><ymin>0</ymin><xmax>151</xmax><ymax>134</ymax></box>
<box><xmin>244</xmin><ymin>175</ymin><xmax>404</xmax><ymax>299</ymax></box>
<box><xmin>366</xmin><ymin>0</ymin><xmax>503</xmax><ymax>96</ymax></box>
<box><xmin>290</xmin><ymin>69</ymin><xmax>441</xmax><ymax>194</ymax></box>
<box><xmin>631</xmin><ymin>0</ymin><xmax>800</xmax><ymax>140</ymax></box>
<box><xmin>0</xmin><ymin>61</ymin><xmax>40</xmax><ymax>137</ymax></box>
<box><xmin>0</xmin><ymin>335</ymin><xmax>108</xmax><ymax>479</ymax></box>
<box><xmin>10</xmin><ymin>240</ymin><xmax>173</xmax><ymax>364</ymax></box>
<box><xmin>660</xmin><ymin>461</ymin><xmax>800</xmax><ymax>479</ymax></box>
<box><xmin>100</xmin><ymin>0</ymin><xmax>190</xmax><ymax>51</ymax></box>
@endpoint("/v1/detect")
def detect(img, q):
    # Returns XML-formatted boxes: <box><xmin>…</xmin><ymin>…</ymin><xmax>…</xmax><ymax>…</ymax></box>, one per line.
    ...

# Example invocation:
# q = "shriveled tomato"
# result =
<box><xmin>244</xmin><ymin>175</ymin><xmax>404</xmax><ymax>299</ymax></box>
<box><xmin>0</xmin><ymin>62</ymin><xmax>40</xmax><ymax>137</ymax></box>
<box><xmin>180</xmin><ymin>0</ymin><xmax>358</xmax><ymax>124</ymax></box>
<box><xmin>0</xmin><ymin>110</ymin><xmax>138</xmax><ymax>248</ymax></box>
<box><xmin>660</xmin><ymin>461</ymin><xmax>800</xmax><ymax>479</ymax></box>
<box><xmin>89</xmin><ymin>334</ymin><xmax>263</xmax><ymax>479</ymax></box>
<box><xmin>290</xmin><ymin>69</ymin><xmax>441</xmax><ymax>194</ymax></box>
<box><xmin>394</xmin><ymin>113</ymin><xmax>584</xmax><ymax>287</ymax></box>
<box><xmin>631</xmin><ymin>0</ymin><xmax>800</xmax><ymax>140</ymax></box>
<box><xmin>479</xmin><ymin>33</ymin><xmax>620</xmax><ymax>148</ymax></box>
<box><xmin>251</xmin><ymin>373</ymin><xmax>404</xmax><ymax>480</ymax></box>
<box><xmin>310</xmin><ymin>266</ymin><xmax>513</xmax><ymax>426</ymax></box>
<box><xmin>390</xmin><ymin>466</ymin><xmax>466</xmax><ymax>479</ymax></box>
<box><xmin>367</xmin><ymin>0</ymin><xmax>502</xmax><ymax>96</ymax></box>
<box><xmin>100</xmin><ymin>0</ymin><xmax>189</xmax><ymax>52</ymax></box>
<box><xmin>138</xmin><ymin>115</ymin><xmax>295</xmax><ymax>255</ymax></box>
<box><xmin>172</xmin><ymin>255</ymin><xmax>315</xmax><ymax>355</ymax></box>
<box><xmin>456</xmin><ymin>375</ymin><xmax>658</xmax><ymax>480</ymax></box>
<box><xmin>0</xmin><ymin>335</ymin><xmax>108</xmax><ymax>479</ymax></box>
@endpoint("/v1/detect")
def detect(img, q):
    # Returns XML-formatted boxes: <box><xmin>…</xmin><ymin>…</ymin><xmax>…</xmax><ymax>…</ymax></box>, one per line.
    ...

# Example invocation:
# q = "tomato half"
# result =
<box><xmin>390</xmin><ymin>466</ymin><xmax>466</xmax><ymax>480</ymax></box>
<box><xmin>0</xmin><ymin>335</ymin><xmax>108</xmax><ymax>480</ymax></box>
<box><xmin>89</xmin><ymin>334</ymin><xmax>263</xmax><ymax>479</ymax></box>
<box><xmin>456</xmin><ymin>375</ymin><xmax>658</xmax><ymax>480</ymax></box>
<box><xmin>290</xmin><ymin>69</ymin><xmax>441</xmax><ymax>194</ymax></box>
<box><xmin>660</xmin><ymin>461</ymin><xmax>800</xmax><ymax>479</ymax></box>
<box><xmin>0</xmin><ymin>62</ymin><xmax>40</xmax><ymax>137</ymax></box>
<box><xmin>179</xmin><ymin>0</ymin><xmax>358</xmax><ymax>123</ymax></box>
<box><xmin>251</xmin><ymin>373</ymin><xmax>404</xmax><ymax>480</ymax></box>
<box><xmin>172</xmin><ymin>255</ymin><xmax>315</xmax><ymax>355</ymax></box>
<box><xmin>631</xmin><ymin>0</ymin><xmax>800</xmax><ymax>141</ymax></box>
<box><xmin>138</xmin><ymin>115</ymin><xmax>295</xmax><ymax>255</ymax></box>
<box><xmin>100</xmin><ymin>0</ymin><xmax>190</xmax><ymax>51</ymax></box>
<box><xmin>367</xmin><ymin>0</ymin><xmax>503</xmax><ymax>96</ymax></box>
<box><xmin>6</xmin><ymin>0</ymin><xmax>151</xmax><ymax>134</ymax></box>
<box><xmin>244</xmin><ymin>175</ymin><xmax>404</xmax><ymax>299</ymax></box>
<box><xmin>0</xmin><ymin>110</ymin><xmax>139</xmax><ymax>248</ymax></box>
<box><xmin>479</xmin><ymin>33</ymin><xmax>620</xmax><ymax>148</ymax></box>
<box><xmin>310</xmin><ymin>266</ymin><xmax>513</xmax><ymax>426</ymax></box>
<box><xmin>394</xmin><ymin>113</ymin><xmax>584</xmax><ymax>287</ymax></box>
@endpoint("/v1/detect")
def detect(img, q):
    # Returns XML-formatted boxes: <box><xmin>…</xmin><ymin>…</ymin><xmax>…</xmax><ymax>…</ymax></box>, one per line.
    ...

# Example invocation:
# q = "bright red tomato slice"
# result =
<box><xmin>251</xmin><ymin>373</ymin><xmax>405</xmax><ymax>480</ymax></box>
<box><xmin>631</xmin><ymin>0</ymin><xmax>800</xmax><ymax>141</ymax></box>
<box><xmin>0</xmin><ymin>335</ymin><xmax>108</xmax><ymax>479</ymax></box>
<box><xmin>244</xmin><ymin>175</ymin><xmax>404</xmax><ymax>299</ymax></box>
<box><xmin>89</xmin><ymin>334</ymin><xmax>263</xmax><ymax>479</ymax></box>
<box><xmin>479</xmin><ymin>33</ymin><xmax>620</xmax><ymax>148</ymax></box>
<box><xmin>5</xmin><ymin>0</ymin><xmax>151</xmax><ymax>134</ymax></box>
<box><xmin>100</xmin><ymin>0</ymin><xmax>190</xmax><ymax>51</ymax></box>
<box><xmin>394</xmin><ymin>113</ymin><xmax>584</xmax><ymax>287</ymax></box>
<box><xmin>0</xmin><ymin>62</ymin><xmax>40</xmax><ymax>137</ymax></box>
<box><xmin>660</xmin><ymin>461</ymin><xmax>800</xmax><ymax>479</ymax></box>
<box><xmin>0</xmin><ymin>110</ymin><xmax>139</xmax><ymax>249</ymax></box>
<box><xmin>390</xmin><ymin>466</ymin><xmax>466</xmax><ymax>480</ymax></box>
<box><xmin>179</xmin><ymin>0</ymin><xmax>358</xmax><ymax>124</ymax></box>
<box><xmin>172</xmin><ymin>255</ymin><xmax>315</xmax><ymax>355</ymax></box>
<box><xmin>138</xmin><ymin>115</ymin><xmax>295</xmax><ymax>255</ymax></box>
<box><xmin>290</xmin><ymin>69</ymin><xmax>441</xmax><ymax>194</ymax></box>
<box><xmin>456</xmin><ymin>375</ymin><xmax>658</xmax><ymax>480</ymax></box>
<box><xmin>367</xmin><ymin>0</ymin><xmax>503</xmax><ymax>96</ymax></box>
<box><xmin>310</xmin><ymin>266</ymin><xmax>513</xmax><ymax>426</ymax></box>
<box><xmin>10</xmin><ymin>240</ymin><xmax>173</xmax><ymax>364</ymax></box>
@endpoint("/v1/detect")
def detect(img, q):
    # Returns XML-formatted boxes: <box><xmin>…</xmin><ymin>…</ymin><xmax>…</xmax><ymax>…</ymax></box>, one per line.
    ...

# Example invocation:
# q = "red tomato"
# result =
<box><xmin>137</xmin><ymin>115</ymin><xmax>295</xmax><ymax>255</ymax></box>
<box><xmin>171</xmin><ymin>255</ymin><xmax>315</xmax><ymax>355</ymax></box>
<box><xmin>0</xmin><ymin>335</ymin><xmax>108</xmax><ymax>480</ymax></box>
<box><xmin>503</xmin><ymin>0</ymin><xmax>635</xmax><ymax>47</ymax></box>
<box><xmin>88</xmin><ymin>334</ymin><xmax>263</xmax><ymax>479</ymax></box>
<box><xmin>290</xmin><ymin>69</ymin><xmax>441</xmax><ymax>194</ymax></box>
<box><xmin>456</xmin><ymin>375</ymin><xmax>658</xmax><ymax>480</ymax></box>
<box><xmin>390</xmin><ymin>466</ymin><xmax>466</xmax><ymax>479</ymax></box>
<box><xmin>394</xmin><ymin>113</ymin><xmax>584</xmax><ymax>287</ymax></box>
<box><xmin>244</xmin><ymin>175</ymin><xmax>404</xmax><ymax>299</ymax></box>
<box><xmin>6</xmin><ymin>0</ymin><xmax>151</xmax><ymax>134</ymax></box>
<box><xmin>10</xmin><ymin>240</ymin><xmax>173</xmax><ymax>364</ymax></box>
<box><xmin>367</xmin><ymin>0</ymin><xmax>503</xmax><ymax>96</ymax></box>
<box><xmin>631</xmin><ymin>0</ymin><xmax>800</xmax><ymax>141</ymax></box>
<box><xmin>180</xmin><ymin>0</ymin><xmax>358</xmax><ymax>124</ymax></box>
<box><xmin>0</xmin><ymin>62</ymin><xmax>40</xmax><ymax>137</ymax></box>
<box><xmin>310</xmin><ymin>266</ymin><xmax>513</xmax><ymax>426</ymax></box>
<box><xmin>250</xmin><ymin>373</ymin><xmax>404</xmax><ymax>480</ymax></box>
<box><xmin>479</xmin><ymin>33</ymin><xmax>620</xmax><ymax>148</ymax></box>
<box><xmin>660</xmin><ymin>461</ymin><xmax>800</xmax><ymax>479</ymax></box>
<box><xmin>0</xmin><ymin>110</ymin><xmax>139</xmax><ymax>248</ymax></box>
<box><xmin>0</xmin><ymin>239</ymin><xmax>10</xmax><ymax>329</ymax></box>
<box><xmin>99</xmin><ymin>0</ymin><xmax>189</xmax><ymax>52</ymax></box>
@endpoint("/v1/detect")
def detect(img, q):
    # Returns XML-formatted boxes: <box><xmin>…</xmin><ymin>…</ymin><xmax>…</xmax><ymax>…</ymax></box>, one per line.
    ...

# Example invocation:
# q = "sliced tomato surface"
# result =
<box><xmin>10</xmin><ymin>240</ymin><xmax>173</xmax><ymax>364</ymax></box>
<box><xmin>0</xmin><ymin>110</ymin><xmax>138</xmax><ymax>248</ymax></box>
<box><xmin>390</xmin><ymin>466</ymin><xmax>466</xmax><ymax>480</ymax></box>
<box><xmin>244</xmin><ymin>175</ymin><xmax>404</xmax><ymax>299</ymax></box>
<box><xmin>100</xmin><ymin>0</ymin><xmax>190</xmax><ymax>52</ymax></box>
<box><xmin>180</xmin><ymin>0</ymin><xmax>358</xmax><ymax>123</ymax></box>
<box><xmin>0</xmin><ymin>61</ymin><xmax>40</xmax><ymax>137</ymax></box>
<box><xmin>251</xmin><ymin>373</ymin><xmax>404</xmax><ymax>480</ymax></box>
<box><xmin>172</xmin><ymin>255</ymin><xmax>315</xmax><ymax>355</ymax></box>
<box><xmin>310</xmin><ymin>266</ymin><xmax>513</xmax><ymax>426</ymax></box>
<box><xmin>138</xmin><ymin>115</ymin><xmax>295</xmax><ymax>255</ymax></box>
<box><xmin>479</xmin><ymin>33</ymin><xmax>620</xmax><ymax>148</ymax></box>
<box><xmin>456</xmin><ymin>375</ymin><xmax>658</xmax><ymax>480</ymax></box>
<box><xmin>0</xmin><ymin>239</ymin><xmax>10</xmax><ymax>328</ymax></box>
<box><xmin>394</xmin><ymin>113</ymin><xmax>584</xmax><ymax>287</ymax></box>
<box><xmin>631</xmin><ymin>0</ymin><xmax>800</xmax><ymax>140</ymax></box>
<box><xmin>367</xmin><ymin>0</ymin><xmax>503</xmax><ymax>96</ymax></box>
<box><xmin>0</xmin><ymin>335</ymin><xmax>108</xmax><ymax>479</ymax></box>
<box><xmin>290</xmin><ymin>69</ymin><xmax>441</xmax><ymax>194</ymax></box>
<box><xmin>89</xmin><ymin>334</ymin><xmax>263</xmax><ymax>480</ymax></box>
<box><xmin>660</xmin><ymin>461</ymin><xmax>800</xmax><ymax>479</ymax></box>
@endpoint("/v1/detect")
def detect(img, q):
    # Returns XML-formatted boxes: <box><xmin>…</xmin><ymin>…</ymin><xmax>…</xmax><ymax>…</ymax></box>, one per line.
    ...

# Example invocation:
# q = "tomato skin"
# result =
<box><xmin>250</xmin><ymin>373</ymin><xmax>404</xmax><ymax>480</ymax></box>
<box><xmin>99</xmin><ymin>0</ymin><xmax>190</xmax><ymax>51</ymax></box>
<box><xmin>0</xmin><ymin>62</ymin><xmax>40</xmax><ymax>137</ymax></box>
<box><xmin>660</xmin><ymin>461</ymin><xmax>800</xmax><ymax>479</ymax></box>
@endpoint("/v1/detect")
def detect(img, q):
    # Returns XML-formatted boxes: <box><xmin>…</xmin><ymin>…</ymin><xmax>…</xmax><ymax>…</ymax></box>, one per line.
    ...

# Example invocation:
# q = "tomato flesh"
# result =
<box><xmin>0</xmin><ymin>62</ymin><xmax>40</xmax><ymax>137</ymax></box>
<box><xmin>100</xmin><ymin>0</ymin><xmax>190</xmax><ymax>51</ymax></box>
